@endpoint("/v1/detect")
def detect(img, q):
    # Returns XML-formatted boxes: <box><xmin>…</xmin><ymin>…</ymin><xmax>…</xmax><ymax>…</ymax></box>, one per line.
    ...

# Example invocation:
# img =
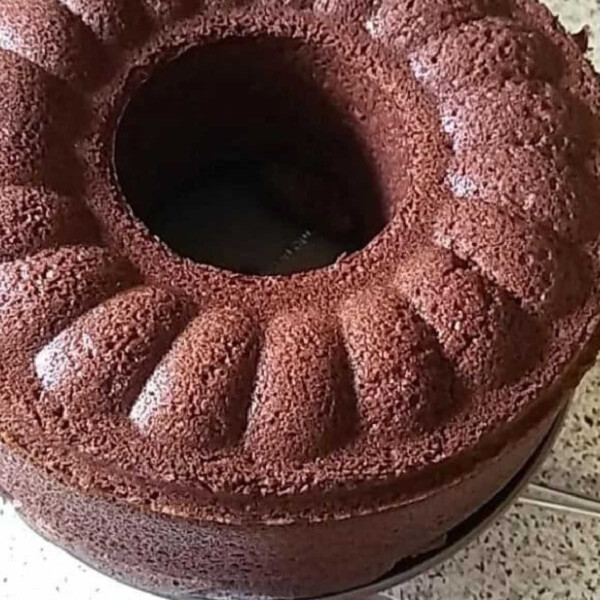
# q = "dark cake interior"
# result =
<box><xmin>115</xmin><ymin>36</ymin><xmax>403</xmax><ymax>274</ymax></box>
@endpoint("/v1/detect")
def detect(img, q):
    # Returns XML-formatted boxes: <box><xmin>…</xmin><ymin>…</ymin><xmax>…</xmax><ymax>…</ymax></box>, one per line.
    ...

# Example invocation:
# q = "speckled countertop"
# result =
<box><xmin>2</xmin><ymin>1</ymin><xmax>600</xmax><ymax>600</ymax></box>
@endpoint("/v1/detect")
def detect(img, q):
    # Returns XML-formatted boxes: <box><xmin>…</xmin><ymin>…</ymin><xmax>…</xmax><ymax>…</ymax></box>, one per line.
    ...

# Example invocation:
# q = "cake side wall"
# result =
<box><xmin>0</xmin><ymin>404</ymin><xmax>560</xmax><ymax>599</ymax></box>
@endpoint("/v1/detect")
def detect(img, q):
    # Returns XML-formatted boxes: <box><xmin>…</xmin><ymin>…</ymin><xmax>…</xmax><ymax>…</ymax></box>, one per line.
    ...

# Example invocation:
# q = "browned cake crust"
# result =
<box><xmin>1</xmin><ymin>0</ymin><xmax>600</xmax><ymax>597</ymax></box>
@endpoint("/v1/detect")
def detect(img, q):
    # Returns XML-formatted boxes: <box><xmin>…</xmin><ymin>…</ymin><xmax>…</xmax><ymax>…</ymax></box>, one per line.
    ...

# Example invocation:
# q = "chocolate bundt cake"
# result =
<box><xmin>1</xmin><ymin>0</ymin><xmax>600</xmax><ymax>598</ymax></box>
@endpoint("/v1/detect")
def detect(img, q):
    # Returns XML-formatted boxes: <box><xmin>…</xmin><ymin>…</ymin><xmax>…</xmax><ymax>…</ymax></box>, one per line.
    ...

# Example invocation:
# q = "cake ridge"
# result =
<box><xmin>432</xmin><ymin>199</ymin><xmax>584</xmax><ymax>315</ymax></box>
<box><xmin>0</xmin><ymin>185</ymin><xmax>99</xmax><ymax>262</ymax></box>
<box><xmin>0</xmin><ymin>245</ymin><xmax>135</xmax><ymax>358</ymax></box>
<box><xmin>339</xmin><ymin>286</ymin><xmax>454</xmax><ymax>435</ymax></box>
<box><xmin>33</xmin><ymin>284</ymin><xmax>194</xmax><ymax>423</ymax></box>
<box><xmin>130</xmin><ymin>307</ymin><xmax>259</xmax><ymax>454</ymax></box>
<box><xmin>394</xmin><ymin>245</ymin><xmax>536</xmax><ymax>390</ymax></box>
<box><xmin>141</xmin><ymin>0</ymin><xmax>202</xmax><ymax>23</ymax></box>
<box><xmin>0</xmin><ymin>48</ymin><xmax>88</xmax><ymax>139</ymax></box>
<box><xmin>245</xmin><ymin>309</ymin><xmax>358</xmax><ymax>462</ymax></box>
<box><xmin>0</xmin><ymin>0</ymin><xmax>110</xmax><ymax>90</ymax></box>
<box><xmin>445</xmin><ymin>147</ymin><xmax>600</xmax><ymax>243</ymax></box>
<box><xmin>365</xmin><ymin>0</ymin><xmax>513</xmax><ymax>53</ymax></box>
<box><xmin>409</xmin><ymin>16</ymin><xmax>564</xmax><ymax>89</ymax></box>
<box><xmin>54</xmin><ymin>0</ymin><xmax>152</xmax><ymax>47</ymax></box>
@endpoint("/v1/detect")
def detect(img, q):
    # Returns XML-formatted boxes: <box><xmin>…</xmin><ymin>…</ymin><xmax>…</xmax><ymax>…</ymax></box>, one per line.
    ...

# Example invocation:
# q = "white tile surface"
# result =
<box><xmin>2</xmin><ymin>1</ymin><xmax>600</xmax><ymax>599</ymax></box>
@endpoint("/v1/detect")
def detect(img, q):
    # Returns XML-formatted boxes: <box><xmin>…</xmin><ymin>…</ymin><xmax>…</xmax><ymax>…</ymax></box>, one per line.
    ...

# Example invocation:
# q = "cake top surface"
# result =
<box><xmin>0</xmin><ymin>0</ymin><xmax>599</xmax><ymax>522</ymax></box>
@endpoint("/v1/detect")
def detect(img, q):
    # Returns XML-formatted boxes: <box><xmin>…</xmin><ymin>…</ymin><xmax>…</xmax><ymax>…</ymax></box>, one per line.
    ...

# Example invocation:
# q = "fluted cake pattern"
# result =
<box><xmin>0</xmin><ymin>0</ymin><xmax>599</xmax><ymax>597</ymax></box>
<box><xmin>0</xmin><ymin>0</ymin><xmax>598</xmax><ymax>484</ymax></box>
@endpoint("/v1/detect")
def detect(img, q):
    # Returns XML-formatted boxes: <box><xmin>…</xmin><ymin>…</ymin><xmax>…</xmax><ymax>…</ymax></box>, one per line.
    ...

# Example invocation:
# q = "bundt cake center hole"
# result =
<box><xmin>115</xmin><ymin>36</ymin><xmax>393</xmax><ymax>275</ymax></box>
